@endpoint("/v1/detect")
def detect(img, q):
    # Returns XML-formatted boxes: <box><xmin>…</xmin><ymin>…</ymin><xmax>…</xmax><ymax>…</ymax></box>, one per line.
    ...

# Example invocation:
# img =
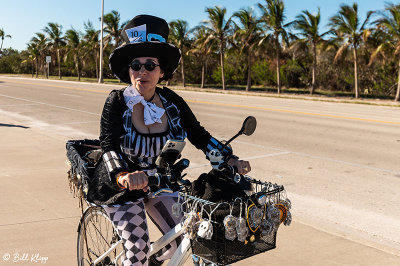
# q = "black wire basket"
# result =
<box><xmin>65</xmin><ymin>139</ymin><xmax>101</xmax><ymax>199</ymax></box>
<box><xmin>191</xmin><ymin>226</ymin><xmax>277</xmax><ymax>265</ymax></box>
<box><xmin>182</xmin><ymin>178</ymin><xmax>288</xmax><ymax>265</ymax></box>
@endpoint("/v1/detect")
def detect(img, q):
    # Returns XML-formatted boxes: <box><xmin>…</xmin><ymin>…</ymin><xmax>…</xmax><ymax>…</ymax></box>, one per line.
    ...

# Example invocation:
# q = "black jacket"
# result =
<box><xmin>88</xmin><ymin>86</ymin><xmax>223</xmax><ymax>205</ymax></box>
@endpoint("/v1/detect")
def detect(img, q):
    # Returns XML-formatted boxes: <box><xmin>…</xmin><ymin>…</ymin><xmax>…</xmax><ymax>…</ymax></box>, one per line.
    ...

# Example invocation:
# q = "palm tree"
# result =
<box><xmin>258</xmin><ymin>0</ymin><xmax>290</xmax><ymax>94</ymax></box>
<box><xmin>329</xmin><ymin>3</ymin><xmax>374</xmax><ymax>98</ymax></box>
<box><xmin>103</xmin><ymin>10</ymin><xmax>126</xmax><ymax>48</ymax></box>
<box><xmin>293</xmin><ymin>8</ymin><xmax>330</xmax><ymax>94</ymax></box>
<box><xmin>203</xmin><ymin>6</ymin><xmax>233</xmax><ymax>90</ymax></box>
<box><xmin>233</xmin><ymin>7</ymin><xmax>262</xmax><ymax>91</ymax></box>
<box><xmin>169</xmin><ymin>20</ymin><xmax>191</xmax><ymax>87</ymax></box>
<box><xmin>371</xmin><ymin>3</ymin><xmax>400</xmax><ymax>101</ymax></box>
<box><xmin>82</xmin><ymin>21</ymin><xmax>100</xmax><ymax>79</ymax></box>
<box><xmin>0</xmin><ymin>28</ymin><xmax>11</xmax><ymax>52</ymax></box>
<box><xmin>43</xmin><ymin>22</ymin><xmax>65</xmax><ymax>79</ymax></box>
<box><xmin>190</xmin><ymin>26</ymin><xmax>216</xmax><ymax>88</ymax></box>
<box><xmin>65</xmin><ymin>28</ymin><xmax>82</xmax><ymax>81</ymax></box>
<box><xmin>26</xmin><ymin>42</ymin><xmax>39</xmax><ymax>78</ymax></box>
<box><xmin>30</xmin><ymin>33</ymin><xmax>47</xmax><ymax>77</ymax></box>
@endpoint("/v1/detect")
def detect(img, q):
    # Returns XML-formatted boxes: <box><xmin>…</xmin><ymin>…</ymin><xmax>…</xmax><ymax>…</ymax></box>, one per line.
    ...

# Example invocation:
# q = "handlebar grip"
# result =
<box><xmin>148</xmin><ymin>175</ymin><xmax>160</xmax><ymax>187</ymax></box>
<box><xmin>231</xmin><ymin>165</ymin><xmax>238</xmax><ymax>174</ymax></box>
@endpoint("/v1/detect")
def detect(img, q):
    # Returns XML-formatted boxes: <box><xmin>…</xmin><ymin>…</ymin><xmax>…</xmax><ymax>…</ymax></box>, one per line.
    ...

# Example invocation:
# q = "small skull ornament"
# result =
<box><xmin>237</xmin><ymin>227</ymin><xmax>249</xmax><ymax>242</ymax></box>
<box><xmin>223</xmin><ymin>214</ymin><xmax>237</xmax><ymax>240</ymax></box>
<box><xmin>250</xmin><ymin>207</ymin><xmax>263</xmax><ymax>227</ymax></box>
<box><xmin>172</xmin><ymin>202</ymin><xmax>182</xmax><ymax>218</ymax></box>
<box><xmin>205</xmin><ymin>222</ymin><xmax>214</xmax><ymax>240</ymax></box>
<box><xmin>223</xmin><ymin>215</ymin><xmax>237</xmax><ymax>230</ymax></box>
<box><xmin>284</xmin><ymin>211</ymin><xmax>292</xmax><ymax>226</ymax></box>
<box><xmin>197</xmin><ymin>220</ymin><xmax>210</xmax><ymax>238</ymax></box>
<box><xmin>236</xmin><ymin>217</ymin><xmax>247</xmax><ymax>233</ymax></box>
<box><xmin>209</xmin><ymin>149</ymin><xmax>224</xmax><ymax>169</ymax></box>
<box><xmin>280</xmin><ymin>199</ymin><xmax>292</xmax><ymax>210</ymax></box>
<box><xmin>260</xmin><ymin>219</ymin><xmax>274</xmax><ymax>237</ymax></box>
<box><xmin>267</xmin><ymin>205</ymin><xmax>281</xmax><ymax>225</ymax></box>
<box><xmin>225</xmin><ymin>229</ymin><xmax>237</xmax><ymax>241</ymax></box>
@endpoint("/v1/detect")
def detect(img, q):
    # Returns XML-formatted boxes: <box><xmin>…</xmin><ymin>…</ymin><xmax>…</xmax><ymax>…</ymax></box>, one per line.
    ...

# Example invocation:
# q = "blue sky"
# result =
<box><xmin>0</xmin><ymin>0</ymin><xmax>387</xmax><ymax>52</ymax></box>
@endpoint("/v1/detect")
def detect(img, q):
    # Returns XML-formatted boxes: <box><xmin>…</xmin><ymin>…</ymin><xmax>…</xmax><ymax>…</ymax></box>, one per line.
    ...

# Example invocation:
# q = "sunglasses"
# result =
<box><xmin>129</xmin><ymin>61</ymin><xmax>160</xmax><ymax>71</ymax></box>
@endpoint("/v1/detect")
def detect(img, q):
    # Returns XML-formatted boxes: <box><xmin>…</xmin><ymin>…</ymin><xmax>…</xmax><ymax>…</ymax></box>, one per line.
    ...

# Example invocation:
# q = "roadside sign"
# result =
<box><xmin>46</xmin><ymin>56</ymin><xmax>51</xmax><ymax>63</ymax></box>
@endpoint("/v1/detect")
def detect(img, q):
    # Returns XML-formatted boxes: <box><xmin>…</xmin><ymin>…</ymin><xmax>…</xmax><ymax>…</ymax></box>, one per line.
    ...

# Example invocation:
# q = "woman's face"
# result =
<box><xmin>129</xmin><ymin>57</ymin><xmax>164</xmax><ymax>98</ymax></box>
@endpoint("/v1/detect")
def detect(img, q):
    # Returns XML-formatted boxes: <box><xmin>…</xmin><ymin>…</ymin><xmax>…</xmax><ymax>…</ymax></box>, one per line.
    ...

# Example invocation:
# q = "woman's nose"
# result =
<box><xmin>138</xmin><ymin>66</ymin><xmax>147</xmax><ymax>74</ymax></box>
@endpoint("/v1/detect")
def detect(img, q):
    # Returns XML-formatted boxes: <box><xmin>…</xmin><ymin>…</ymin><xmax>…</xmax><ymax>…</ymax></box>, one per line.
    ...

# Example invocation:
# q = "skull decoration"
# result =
<box><xmin>172</xmin><ymin>202</ymin><xmax>182</xmax><ymax>218</ymax></box>
<box><xmin>236</xmin><ymin>217</ymin><xmax>248</xmax><ymax>242</ymax></box>
<box><xmin>209</xmin><ymin>149</ymin><xmax>224</xmax><ymax>170</ymax></box>
<box><xmin>279</xmin><ymin>198</ymin><xmax>292</xmax><ymax>210</ymax></box>
<box><xmin>223</xmin><ymin>215</ymin><xmax>237</xmax><ymax>241</ymax></box>
<box><xmin>197</xmin><ymin>220</ymin><xmax>213</xmax><ymax>239</ymax></box>
<box><xmin>260</xmin><ymin>219</ymin><xmax>275</xmax><ymax>237</ymax></box>
<box><xmin>181</xmin><ymin>211</ymin><xmax>199</xmax><ymax>239</ymax></box>
<box><xmin>249</xmin><ymin>207</ymin><xmax>263</xmax><ymax>227</ymax></box>
<box><xmin>284</xmin><ymin>211</ymin><xmax>292</xmax><ymax>226</ymax></box>
<box><xmin>267</xmin><ymin>205</ymin><xmax>281</xmax><ymax>226</ymax></box>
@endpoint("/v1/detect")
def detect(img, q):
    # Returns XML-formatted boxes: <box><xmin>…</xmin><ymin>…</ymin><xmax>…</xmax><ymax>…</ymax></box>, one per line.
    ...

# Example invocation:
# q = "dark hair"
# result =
<box><xmin>158</xmin><ymin>56</ymin><xmax>173</xmax><ymax>82</ymax></box>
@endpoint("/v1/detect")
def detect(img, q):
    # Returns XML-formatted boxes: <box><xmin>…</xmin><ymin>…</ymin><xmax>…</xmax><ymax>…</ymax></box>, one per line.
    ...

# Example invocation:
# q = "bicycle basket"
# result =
<box><xmin>66</xmin><ymin>139</ymin><xmax>101</xmax><ymax>200</ymax></box>
<box><xmin>181</xmin><ymin>178</ymin><xmax>290</xmax><ymax>265</ymax></box>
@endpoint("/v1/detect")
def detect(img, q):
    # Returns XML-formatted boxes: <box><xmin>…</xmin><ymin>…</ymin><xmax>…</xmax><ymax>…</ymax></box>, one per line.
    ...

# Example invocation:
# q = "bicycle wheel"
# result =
<box><xmin>77</xmin><ymin>206</ymin><xmax>124</xmax><ymax>266</ymax></box>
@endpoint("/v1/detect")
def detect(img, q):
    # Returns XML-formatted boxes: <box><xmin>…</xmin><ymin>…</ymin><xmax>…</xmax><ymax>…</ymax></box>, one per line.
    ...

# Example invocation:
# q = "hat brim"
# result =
<box><xmin>109</xmin><ymin>42</ymin><xmax>181</xmax><ymax>84</ymax></box>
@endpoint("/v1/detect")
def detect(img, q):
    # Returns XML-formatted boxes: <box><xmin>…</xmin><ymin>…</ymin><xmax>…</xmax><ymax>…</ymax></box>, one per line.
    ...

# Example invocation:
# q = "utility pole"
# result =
<box><xmin>98</xmin><ymin>0</ymin><xmax>104</xmax><ymax>83</ymax></box>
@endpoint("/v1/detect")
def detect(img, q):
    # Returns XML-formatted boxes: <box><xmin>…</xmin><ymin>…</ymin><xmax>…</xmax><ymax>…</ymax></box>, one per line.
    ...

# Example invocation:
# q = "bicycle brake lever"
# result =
<box><xmin>152</xmin><ymin>188</ymin><xmax>174</xmax><ymax>197</ymax></box>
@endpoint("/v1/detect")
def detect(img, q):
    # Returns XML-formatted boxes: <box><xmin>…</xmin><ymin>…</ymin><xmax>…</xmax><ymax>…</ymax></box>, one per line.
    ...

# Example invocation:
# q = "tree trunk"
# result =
<box><xmin>57</xmin><ymin>48</ymin><xmax>62</xmax><ymax>79</ymax></box>
<box><xmin>35</xmin><ymin>58</ymin><xmax>38</xmax><ymax>78</ymax></box>
<box><xmin>246</xmin><ymin>52</ymin><xmax>252</xmax><ymax>91</ymax></box>
<box><xmin>95</xmin><ymin>50</ymin><xmax>99</xmax><ymax>79</ymax></box>
<box><xmin>181</xmin><ymin>54</ymin><xmax>185</xmax><ymax>87</ymax></box>
<box><xmin>276</xmin><ymin>36</ymin><xmax>281</xmax><ymax>94</ymax></box>
<box><xmin>220</xmin><ymin>42</ymin><xmax>226</xmax><ymax>90</ymax></box>
<box><xmin>353</xmin><ymin>46</ymin><xmax>359</xmax><ymax>98</ymax></box>
<box><xmin>311</xmin><ymin>42</ymin><xmax>317</xmax><ymax>95</ymax></box>
<box><xmin>74</xmin><ymin>53</ymin><xmax>80</xmax><ymax>81</ymax></box>
<box><xmin>201</xmin><ymin>62</ymin><xmax>205</xmax><ymax>89</ymax></box>
<box><xmin>44</xmin><ymin>60</ymin><xmax>48</xmax><ymax>79</ymax></box>
<box><xmin>396</xmin><ymin>57</ymin><xmax>400</xmax><ymax>101</ymax></box>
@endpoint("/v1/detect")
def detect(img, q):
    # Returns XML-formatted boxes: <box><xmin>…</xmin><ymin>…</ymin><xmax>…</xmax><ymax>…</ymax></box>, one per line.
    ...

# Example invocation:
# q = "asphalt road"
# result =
<box><xmin>1</xmin><ymin>76</ymin><xmax>399</xmax><ymax>264</ymax></box>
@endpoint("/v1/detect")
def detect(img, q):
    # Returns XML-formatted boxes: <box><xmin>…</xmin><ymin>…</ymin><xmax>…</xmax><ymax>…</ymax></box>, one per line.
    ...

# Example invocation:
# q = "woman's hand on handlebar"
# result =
<box><xmin>227</xmin><ymin>158</ymin><xmax>251</xmax><ymax>175</ymax></box>
<box><xmin>117</xmin><ymin>171</ymin><xmax>149</xmax><ymax>192</ymax></box>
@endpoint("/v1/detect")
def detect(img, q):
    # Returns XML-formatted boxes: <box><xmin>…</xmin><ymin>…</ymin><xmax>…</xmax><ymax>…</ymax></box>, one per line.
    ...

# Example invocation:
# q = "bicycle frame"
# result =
<box><xmin>81</xmin><ymin>203</ymin><xmax>193</xmax><ymax>266</ymax></box>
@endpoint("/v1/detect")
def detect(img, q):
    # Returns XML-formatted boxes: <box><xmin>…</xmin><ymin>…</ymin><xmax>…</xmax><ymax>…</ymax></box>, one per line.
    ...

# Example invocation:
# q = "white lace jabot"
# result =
<box><xmin>123</xmin><ymin>86</ymin><xmax>165</xmax><ymax>125</ymax></box>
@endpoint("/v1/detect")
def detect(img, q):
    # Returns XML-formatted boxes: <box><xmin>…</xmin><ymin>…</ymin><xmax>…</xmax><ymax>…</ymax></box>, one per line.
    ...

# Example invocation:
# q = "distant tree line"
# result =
<box><xmin>1</xmin><ymin>0</ymin><xmax>400</xmax><ymax>101</ymax></box>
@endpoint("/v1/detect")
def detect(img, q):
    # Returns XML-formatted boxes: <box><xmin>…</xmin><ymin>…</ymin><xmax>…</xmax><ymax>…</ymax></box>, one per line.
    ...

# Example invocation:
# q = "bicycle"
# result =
<box><xmin>67</xmin><ymin>116</ymin><xmax>292</xmax><ymax>266</ymax></box>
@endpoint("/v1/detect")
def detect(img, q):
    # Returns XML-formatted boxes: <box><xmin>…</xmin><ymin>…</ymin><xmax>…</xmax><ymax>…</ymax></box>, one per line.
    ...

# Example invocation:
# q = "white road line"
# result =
<box><xmin>60</xmin><ymin>93</ymin><xmax>81</xmax><ymax>97</ymax></box>
<box><xmin>55</xmin><ymin>120</ymin><xmax>99</xmax><ymax>125</ymax></box>
<box><xmin>0</xmin><ymin>93</ymin><xmax>99</xmax><ymax>116</ymax></box>
<box><xmin>187</xmin><ymin>152</ymin><xmax>290</xmax><ymax>170</ymax></box>
<box><xmin>0</xmin><ymin>75</ymin><xmax>120</xmax><ymax>88</ymax></box>
<box><xmin>243</xmin><ymin>151</ymin><xmax>291</xmax><ymax>160</ymax></box>
<box><xmin>0</xmin><ymin>103</ymin><xmax>39</xmax><ymax>107</ymax></box>
<box><xmin>235</xmin><ymin>140</ymin><xmax>400</xmax><ymax>175</ymax></box>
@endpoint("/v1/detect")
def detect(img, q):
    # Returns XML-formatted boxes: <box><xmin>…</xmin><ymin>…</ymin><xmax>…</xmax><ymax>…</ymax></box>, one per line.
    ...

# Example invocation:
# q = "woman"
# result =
<box><xmin>88</xmin><ymin>15</ymin><xmax>251</xmax><ymax>266</ymax></box>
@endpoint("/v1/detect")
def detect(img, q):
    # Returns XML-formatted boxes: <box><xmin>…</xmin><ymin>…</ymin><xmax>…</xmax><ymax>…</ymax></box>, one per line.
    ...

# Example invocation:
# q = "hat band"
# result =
<box><xmin>125</xmin><ymin>24</ymin><xmax>166</xmax><ymax>44</ymax></box>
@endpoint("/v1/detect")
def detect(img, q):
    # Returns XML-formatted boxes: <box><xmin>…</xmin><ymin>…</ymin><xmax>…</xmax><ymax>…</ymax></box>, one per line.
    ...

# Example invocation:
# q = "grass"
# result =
<box><xmin>1</xmin><ymin>73</ymin><xmax>122</xmax><ymax>84</ymax></box>
<box><xmin>1</xmin><ymin>73</ymin><xmax>399</xmax><ymax>107</ymax></box>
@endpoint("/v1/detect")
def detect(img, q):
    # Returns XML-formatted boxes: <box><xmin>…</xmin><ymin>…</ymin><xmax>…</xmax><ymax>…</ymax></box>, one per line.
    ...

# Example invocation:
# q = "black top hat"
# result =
<box><xmin>109</xmin><ymin>14</ymin><xmax>181</xmax><ymax>84</ymax></box>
